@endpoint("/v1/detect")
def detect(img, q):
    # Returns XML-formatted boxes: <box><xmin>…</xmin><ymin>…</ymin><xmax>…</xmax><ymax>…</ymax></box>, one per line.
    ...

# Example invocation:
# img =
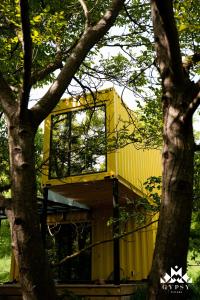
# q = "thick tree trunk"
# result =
<box><xmin>148</xmin><ymin>95</ymin><xmax>194</xmax><ymax>299</ymax></box>
<box><xmin>7</xmin><ymin>113</ymin><xmax>57</xmax><ymax>300</ymax></box>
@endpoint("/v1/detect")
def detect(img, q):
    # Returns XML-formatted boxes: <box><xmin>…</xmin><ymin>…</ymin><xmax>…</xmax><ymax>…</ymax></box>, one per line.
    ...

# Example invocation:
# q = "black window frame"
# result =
<box><xmin>49</xmin><ymin>104</ymin><xmax>107</xmax><ymax>179</ymax></box>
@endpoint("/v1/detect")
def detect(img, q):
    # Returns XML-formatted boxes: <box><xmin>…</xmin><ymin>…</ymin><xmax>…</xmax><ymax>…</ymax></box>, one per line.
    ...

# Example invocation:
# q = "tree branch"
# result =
<box><xmin>123</xmin><ymin>3</ymin><xmax>148</xmax><ymax>32</ymax></box>
<box><xmin>19</xmin><ymin>0</ymin><xmax>32</xmax><ymax>113</ymax></box>
<box><xmin>31</xmin><ymin>35</ymin><xmax>82</xmax><ymax>86</ymax></box>
<box><xmin>53</xmin><ymin>219</ymin><xmax>158</xmax><ymax>266</ymax></box>
<box><xmin>31</xmin><ymin>0</ymin><xmax>125</xmax><ymax>127</ymax></box>
<box><xmin>0</xmin><ymin>72</ymin><xmax>17</xmax><ymax>117</ymax></box>
<box><xmin>31</xmin><ymin>60</ymin><xmax>63</xmax><ymax>87</ymax></box>
<box><xmin>78</xmin><ymin>0</ymin><xmax>91</xmax><ymax>28</ymax></box>
<box><xmin>182</xmin><ymin>81</ymin><xmax>200</xmax><ymax>121</ymax></box>
<box><xmin>73</xmin><ymin>76</ymin><xmax>97</xmax><ymax>102</ymax></box>
<box><xmin>183</xmin><ymin>52</ymin><xmax>200</xmax><ymax>73</ymax></box>
<box><xmin>151</xmin><ymin>0</ymin><xmax>185</xmax><ymax>85</ymax></box>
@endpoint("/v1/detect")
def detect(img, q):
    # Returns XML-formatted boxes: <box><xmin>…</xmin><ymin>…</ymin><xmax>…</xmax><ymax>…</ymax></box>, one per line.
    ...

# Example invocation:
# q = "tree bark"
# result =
<box><xmin>0</xmin><ymin>2</ymin><xmax>125</xmax><ymax>299</ymax></box>
<box><xmin>7</xmin><ymin>111</ymin><xmax>57</xmax><ymax>300</ymax></box>
<box><xmin>148</xmin><ymin>1</ymin><xmax>199</xmax><ymax>298</ymax></box>
<box><xmin>148</xmin><ymin>94</ymin><xmax>194</xmax><ymax>299</ymax></box>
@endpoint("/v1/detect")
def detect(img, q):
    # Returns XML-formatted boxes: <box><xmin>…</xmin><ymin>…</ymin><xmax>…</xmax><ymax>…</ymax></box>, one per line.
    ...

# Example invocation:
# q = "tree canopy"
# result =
<box><xmin>0</xmin><ymin>0</ymin><xmax>200</xmax><ymax>299</ymax></box>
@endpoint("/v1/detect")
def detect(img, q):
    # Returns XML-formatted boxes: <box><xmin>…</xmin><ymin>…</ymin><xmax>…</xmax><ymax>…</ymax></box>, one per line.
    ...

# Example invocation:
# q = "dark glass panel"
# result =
<box><xmin>49</xmin><ymin>105</ymin><xmax>106</xmax><ymax>178</ymax></box>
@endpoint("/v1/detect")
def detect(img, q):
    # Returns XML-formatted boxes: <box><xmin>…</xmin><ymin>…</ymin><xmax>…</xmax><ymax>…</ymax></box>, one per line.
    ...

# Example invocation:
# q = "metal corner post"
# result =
<box><xmin>112</xmin><ymin>178</ymin><xmax>120</xmax><ymax>285</ymax></box>
<box><xmin>41</xmin><ymin>186</ymin><xmax>48</xmax><ymax>248</ymax></box>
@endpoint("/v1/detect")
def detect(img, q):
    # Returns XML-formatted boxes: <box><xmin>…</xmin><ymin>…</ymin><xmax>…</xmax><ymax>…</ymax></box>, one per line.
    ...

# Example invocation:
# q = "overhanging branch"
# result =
<box><xmin>151</xmin><ymin>0</ymin><xmax>185</xmax><ymax>84</ymax></box>
<box><xmin>73</xmin><ymin>76</ymin><xmax>96</xmax><ymax>102</ymax></box>
<box><xmin>0</xmin><ymin>72</ymin><xmax>16</xmax><ymax>117</ymax></box>
<box><xmin>31</xmin><ymin>36</ymin><xmax>82</xmax><ymax>86</ymax></box>
<box><xmin>31</xmin><ymin>0</ymin><xmax>125</xmax><ymax>126</ymax></box>
<box><xmin>19</xmin><ymin>0</ymin><xmax>32</xmax><ymax>113</ymax></box>
<box><xmin>78</xmin><ymin>0</ymin><xmax>91</xmax><ymax>27</ymax></box>
<box><xmin>182</xmin><ymin>82</ymin><xmax>200</xmax><ymax>121</ymax></box>
<box><xmin>31</xmin><ymin>60</ymin><xmax>63</xmax><ymax>86</ymax></box>
<box><xmin>53</xmin><ymin>219</ymin><xmax>158</xmax><ymax>266</ymax></box>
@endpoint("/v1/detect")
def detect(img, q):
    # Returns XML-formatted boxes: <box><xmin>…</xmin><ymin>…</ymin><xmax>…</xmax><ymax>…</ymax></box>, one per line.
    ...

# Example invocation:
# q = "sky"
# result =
<box><xmin>29</xmin><ymin>81</ymin><xmax>137</xmax><ymax>110</ymax></box>
<box><xmin>30</xmin><ymin>83</ymin><xmax>200</xmax><ymax>141</ymax></box>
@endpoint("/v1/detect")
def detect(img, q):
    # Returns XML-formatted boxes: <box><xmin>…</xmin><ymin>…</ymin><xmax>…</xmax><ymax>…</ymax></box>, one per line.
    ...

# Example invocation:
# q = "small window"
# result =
<box><xmin>49</xmin><ymin>105</ymin><xmax>106</xmax><ymax>178</ymax></box>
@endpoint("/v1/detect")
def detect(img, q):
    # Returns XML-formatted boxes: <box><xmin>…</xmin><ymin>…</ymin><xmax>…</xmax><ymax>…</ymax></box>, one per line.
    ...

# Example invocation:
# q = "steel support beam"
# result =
<box><xmin>112</xmin><ymin>178</ymin><xmax>120</xmax><ymax>285</ymax></box>
<box><xmin>41</xmin><ymin>187</ymin><xmax>48</xmax><ymax>248</ymax></box>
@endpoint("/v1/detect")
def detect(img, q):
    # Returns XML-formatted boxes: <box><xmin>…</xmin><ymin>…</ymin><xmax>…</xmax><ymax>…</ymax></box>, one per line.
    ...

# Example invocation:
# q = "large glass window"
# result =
<box><xmin>47</xmin><ymin>222</ymin><xmax>92</xmax><ymax>282</ymax></box>
<box><xmin>49</xmin><ymin>105</ymin><xmax>106</xmax><ymax>178</ymax></box>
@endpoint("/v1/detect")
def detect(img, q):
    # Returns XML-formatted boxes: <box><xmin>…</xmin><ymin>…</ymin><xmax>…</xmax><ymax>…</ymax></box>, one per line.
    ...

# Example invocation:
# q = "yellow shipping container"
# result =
<box><xmin>11</xmin><ymin>88</ymin><xmax>161</xmax><ymax>283</ymax></box>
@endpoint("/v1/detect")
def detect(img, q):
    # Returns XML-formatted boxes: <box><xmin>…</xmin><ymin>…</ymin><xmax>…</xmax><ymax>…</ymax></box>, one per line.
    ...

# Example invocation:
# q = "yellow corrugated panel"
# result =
<box><xmin>92</xmin><ymin>206</ymin><xmax>158</xmax><ymax>282</ymax></box>
<box><xmin>112</xmin><ymin>89</ymin><xmax>161</xmax><ymax>191</ymax></box>
<box><xmin>120</xmin><ymin>218</ymin><xmax>158</xmax><ymax>281</ymax></box>
<box><xmin>92</xmin><ymin>208</ymin><xmax>113</xmax><ymax>281</ymax></box>
<box><xmin>117</xmin><ymin>145</ymin><xmax>161</xmax><ymax>193</ymax></box>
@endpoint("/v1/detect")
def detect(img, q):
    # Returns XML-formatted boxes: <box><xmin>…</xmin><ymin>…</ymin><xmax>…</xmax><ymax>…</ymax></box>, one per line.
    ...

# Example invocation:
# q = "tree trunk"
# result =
<box><xmin>148</xmin><ymin>93</ymin><xmax>194</xmax><ymax>299</ymax></box>
<box><xmin>6</xmin><ymin>112</ymin><xmax>57</xmax><ymax>300</ymax></box>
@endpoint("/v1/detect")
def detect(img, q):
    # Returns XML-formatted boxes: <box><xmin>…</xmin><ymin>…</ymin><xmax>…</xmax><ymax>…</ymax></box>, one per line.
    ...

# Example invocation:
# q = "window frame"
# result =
<box><xmin>49</xmin><ymin>104</ymin><xmax>107</xmax><ymax>179</ymax></box>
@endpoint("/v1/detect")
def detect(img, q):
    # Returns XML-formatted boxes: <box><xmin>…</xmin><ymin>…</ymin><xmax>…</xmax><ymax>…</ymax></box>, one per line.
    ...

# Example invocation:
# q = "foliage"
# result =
<box><xmin>107</xmin><ymin>176</ymin><xmax>161</xmax><ymax>230</ymax></box>
<box><xmin>0</xmin><ymin>113</ymin><xmax>43</xmax><ymax>194</ymax></box>
<box><xmin>142</xmin><ymin>176</ymin><xmax>161</xmax><ymax>210</ymax></box>
<box><xmin>50</xmin><ymin>105</ymin><xmax>106</xmax><ymax>178</ymax></box>
<box><xmin>190</xmin><ymin>275</ymin><xmax>200</xmax><ymax>299</ymax></box>
<box><xmin>0</xmin><ymin>220</ymin><xmax>11</xmax><ymax>282</ymax></box>
<box><xmin>35</xmin><ymin>127</ymin><xmax>44</xmax><ymax>195</ymax></box>
<box><xmin>0</xmin><ymin>220</ymin><xmax>11</xmax><ymax>258</ymax></box>
<box><xmin>136</xmin><ymin>88</ymin><xmax>163</xmax><ymax>148</ymax></box>
<box><xmin>0</xmin><ymin>114</ymin><xmax>9</xmax><ymax>190</ymax></box>
<box><xmin>0</xmin><ymin>0</ymin><xmax>199</xmax><ymax>297</ymax></box>
<box><xmin>0</xmin><ymin>256</ymin><xmax>10</xmax><ymax>283</ymax></box>
<box><xmin>174</xmin><ymin>0</ymin><xmax>200</xmax><ymax>56</ymax></box>
<box><xmin>0</xmin><ymin>0</ymin><xmax>111</xmax><ymax>88</ymax></box>
<box><xmin>189</xmin><ymin>213</ymin><xmax>200</xmax><ymax>264</ymax></box>
<box><xmin>0</xmin><ymin>0</ymin><xmax>199</xmax><ymax>100</ymax></box>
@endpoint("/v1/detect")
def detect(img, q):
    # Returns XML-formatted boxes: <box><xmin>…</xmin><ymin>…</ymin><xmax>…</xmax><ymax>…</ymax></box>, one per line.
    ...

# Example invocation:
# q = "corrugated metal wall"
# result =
<box><xmin>91</xmin><ymin>206</ymin><xmax>158</xmax><ymax>281</ymax></box>
<box><xmin>120</xmin><ymin>217</ymin><xmax>157</xmax><ymax>280</ymax></box>
<box><xmin>92</xmin><ymin>208</ymin><xmax>113</xmax><ymax>281</ymax></box>
<box><xmin>117</xmin><ymin>144</ymin><xmax>161</xmax><ymax>192</ymax></box>
<box><xmin>113</xmin><ymin>90</ymin><xmax>162</xmax><ymax>191</ymax></box>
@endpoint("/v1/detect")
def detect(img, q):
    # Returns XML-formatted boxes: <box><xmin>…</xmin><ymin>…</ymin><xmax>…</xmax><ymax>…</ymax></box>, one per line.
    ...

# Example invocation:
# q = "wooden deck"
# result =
<box><xmin>0</xmin><ymin>283</ymin><xmax>146</xmax><ymax>300</ymax></box>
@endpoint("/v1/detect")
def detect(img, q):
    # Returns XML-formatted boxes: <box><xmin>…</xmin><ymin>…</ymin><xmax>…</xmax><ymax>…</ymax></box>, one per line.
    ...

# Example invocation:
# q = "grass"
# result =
<box><xmin>0</xmin><ymin>220</ymin><xmax>11</xmax><ymax>283</ymax></box>
<box><xmin>0</xmin><ymin>255</ymin><xmax>11</xmax><ymax>282</ymax></box>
